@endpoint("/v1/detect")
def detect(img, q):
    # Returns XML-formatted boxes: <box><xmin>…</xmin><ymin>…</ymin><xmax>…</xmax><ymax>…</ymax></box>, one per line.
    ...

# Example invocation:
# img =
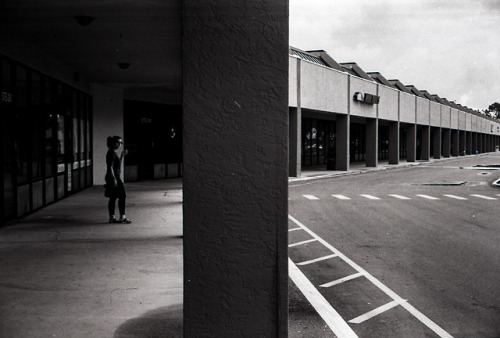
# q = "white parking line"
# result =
<box><xmin>297</xmin><ymin>254</ymin><xmax>338</xmax><ymax>266</ymax></box>
<box><xmin>416</xmin><ymin>194</ymin><xmax>440</xmax><ymax>200</ymax></box>
<box><xmin>471</xmin><ymin>194</ymin><xmax>497</xmax><ymax>200</ymax></box>
<box><xmin>389</xmin><ymin>194</ymin><xmax>411</xmax><ymax>200</ymax></box>
<box><xmin>443</xmin><ymin>194</ymin><xmax>468</xmax><ymax>200</ymax></box>
<box><xmin>320</xmin><ymin>272</ymin><xmax>364</xmax><ymax>288</ymax></box>
<box><xmin>332</xmin><ymin>194</ymin><xmax>351</xmax><ymax>200</ymax></box>
<box><xmin>288</xmin><ymin>227</ymin><xmax>302</xmax><ymax>232</ymax></box>
<box><xmin>288</xmin><ymin>238</ymin><xmax>317</xmax><ymax>247</ymax></box>
<box><xmin>303</xmin><ymin>195</ymin><xmax>319</xmax><ymax>200</ymax></box>
<box><xmin>289</xmin><ymin>259</ymin><xmax>359</xmax><ymax>338</ymax></box>
<box><xmin>349</xmin><ymin>299</ymin><xmax>407</xmax><ymax>324</ymax></box>
<box><xmin>360</xmin><ymin>194</ymin><xmax>381</xmax><ymax>200</ymax></box>
<box><xmin>288</xmin><ymin>215</ymin><xmax>454</xmax><ymax>338</ymax></box>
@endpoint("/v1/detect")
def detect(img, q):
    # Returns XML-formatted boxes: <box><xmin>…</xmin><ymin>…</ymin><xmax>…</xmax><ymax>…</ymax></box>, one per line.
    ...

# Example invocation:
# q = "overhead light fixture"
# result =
<box><xmin>117</xmin><ymin>62</ymin><xmax>131</xmax><ymax>70</ymax></box>
<box><xmin>74</xmin><ymin>15</ymin><xmax>95</xmax><ymax>26</ymax></box>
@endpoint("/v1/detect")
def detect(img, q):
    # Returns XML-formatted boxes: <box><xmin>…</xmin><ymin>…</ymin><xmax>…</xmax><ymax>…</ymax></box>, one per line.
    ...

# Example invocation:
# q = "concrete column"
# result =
<box><xmin>442</xmin><ymin>129</ymin><xmax>451</xmax><ymax>157</ymax></box>
<box><xmin>406</xmin><ymin>124</ymin><xmax>417</xmax><ymax>162</ymax></box>
<box><xmin>366</xmin><ymin>118</ymin><xmax>378</xmax><ymax>167</ymax></box>
<box><xmin>183</xmin><ymin>1</ymin><xmax>288</xmax><ymax>337</ymax></box>
<box><xmin>389</xmin><ymin>121</ymin><xmax>399</xmax><ymax>164</ymax></box>
<box><xmin>432</xmin><ymin>127</ymin><xmax>441</xmax><ymax>159</ymax></box>
<box><xmin>421</xmin><ymin>126</ymin><xmax>430</xmax><ymax>161</ymax></box>
<box><xmin>336</xmin><ymin>114</ymin><xmax>350</xmax><ymax>170</ymax></box>
<box><xmin>465</xmin><ymin>131</ymin><xmax>471</xmax><ymax>155</ymax></box>
<box><xmin>472</xmin><ymin>132</ymin><xmax>478</xmax><ymax>154</ymax></box>
<box><xmin>479</xmin><ymin>134</ymin><xmax>484</xmax><ymax>153</ymax></box>
<box><xmin>451</xmin><ymin>129</ymin><xmax>459</xmax><ymax>156</ymax></box>
<box><xmin>289</xmin><ymin>108</ymin><xmax>301</xmax><ymax>177</ymax></box>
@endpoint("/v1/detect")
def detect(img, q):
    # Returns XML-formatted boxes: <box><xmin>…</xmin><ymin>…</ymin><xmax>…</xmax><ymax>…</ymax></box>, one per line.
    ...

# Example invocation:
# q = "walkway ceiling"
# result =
<box><xmin>0</xmin><ymin>0</ymin><xmax>182</xmax><ymax>89</ymax></box>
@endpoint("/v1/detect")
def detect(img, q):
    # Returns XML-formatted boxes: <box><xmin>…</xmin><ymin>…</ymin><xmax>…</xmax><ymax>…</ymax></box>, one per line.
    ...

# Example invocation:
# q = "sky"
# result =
<box><xmin>289</xmin><ymin>0</ymin><xmax>500</xmax><ymax>111</ymax></box>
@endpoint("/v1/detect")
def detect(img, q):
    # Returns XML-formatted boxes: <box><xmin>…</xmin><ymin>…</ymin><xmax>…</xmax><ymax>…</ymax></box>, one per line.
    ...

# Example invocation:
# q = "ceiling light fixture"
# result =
<box><xmin>74</xmin><ymin>15</ymin><xmax>95</xmax><ymax>26</ymax></box>
<box><xmin>117</xmin><ymin>62</ymin><xmax>131</xmax><ymax>70</ymax></box>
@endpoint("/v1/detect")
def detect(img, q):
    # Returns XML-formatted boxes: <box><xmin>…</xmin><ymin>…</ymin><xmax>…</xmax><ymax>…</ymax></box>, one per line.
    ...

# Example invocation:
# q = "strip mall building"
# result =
<box><xmin>288</xmin><ymin>47</ymin><xmax>500</xmax><ymax>177</ymax></box>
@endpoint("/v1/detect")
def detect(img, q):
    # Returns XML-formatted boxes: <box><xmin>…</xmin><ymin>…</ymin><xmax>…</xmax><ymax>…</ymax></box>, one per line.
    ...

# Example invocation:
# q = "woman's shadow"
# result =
<box><xmin>114</xmin><ymin>304</ymin><xmax>182</xmax><ymax>338</ymax></box>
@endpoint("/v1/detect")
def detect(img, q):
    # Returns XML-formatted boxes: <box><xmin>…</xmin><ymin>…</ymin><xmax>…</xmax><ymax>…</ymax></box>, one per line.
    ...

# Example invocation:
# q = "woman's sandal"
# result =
<box><xmin>109</xmin><ymin>218</ymin><xmax>120</xmax><ymax>224</ymax></box>
<box><xmin>120</xmin><ymin>218</ymin><xmax>132</xmax><ymax>224</ymax></box>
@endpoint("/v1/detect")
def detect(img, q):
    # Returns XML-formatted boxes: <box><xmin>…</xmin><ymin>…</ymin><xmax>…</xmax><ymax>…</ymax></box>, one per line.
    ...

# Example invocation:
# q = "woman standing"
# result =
<box><xmin>104</xmin><ymin>135</ymin><xmax>132</xmax><ymax>224</ymax></box>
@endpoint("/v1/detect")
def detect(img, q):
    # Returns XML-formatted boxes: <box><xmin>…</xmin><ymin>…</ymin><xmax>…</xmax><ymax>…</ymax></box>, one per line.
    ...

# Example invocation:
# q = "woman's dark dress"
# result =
<box><xmin>104</xmin><ymin>149</ymin><xmax>126</xmax><ymax>198</ymax></box>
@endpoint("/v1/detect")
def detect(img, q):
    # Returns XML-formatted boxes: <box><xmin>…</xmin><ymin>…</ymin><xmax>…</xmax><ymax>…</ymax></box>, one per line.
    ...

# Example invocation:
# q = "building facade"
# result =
<box><xmin>289</xmin><ymin>47</ymin><xmax>500</xmax><ymax>177</ymax></box>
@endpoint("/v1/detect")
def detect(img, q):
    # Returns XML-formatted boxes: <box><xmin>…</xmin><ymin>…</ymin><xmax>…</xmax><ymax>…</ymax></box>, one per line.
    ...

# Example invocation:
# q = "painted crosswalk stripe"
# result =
<box><xmin>360</xmin><ymin>194</ymin><xmax>380</xmax><ymax>200</ymax></box>
<box><xmin>303</xmin><ymin>195</ymin><xmax>319</xmax><ymax>200</ymax></box>
<box><xmin>289</xmin><ymin>238</ymin><xmax>317</xmax><ymax>247</ymax></box>
<box><xmin>443</xmin><ymin>194</ymin><xmax>468</xmax><ymax>200</ymax></box>
<box><xmin>389</xmin><ymin>194</ymin><xmax>411</xmax><ymax>200</ymax></box>
<box><xmin>297</xmin><ymin>254</ymin><xmax>339</xmax><ymax>266</ymax></box>
<box><xmin>349</xmin><ymin>299</ymin><xmax>407</xmax><ymax>324</ymax></box>
<box><xmin>471</xmin><ymin>194</ymin><xmax>497</xmax><ymax>200</ymax></box>
<box><xmin>416</xmin><ymin>194</ymin><xmax>439</xmax><ymax>200</ymax></box>
<box><xmin>320</xmin><ymin>272</ymin><xmax>364</xmax><ymax>288</ymax></box>
<box><xmin>288</xmin><ymin>227</ymin><xmax>302</xmax><ymax>232</ymax></box>
<box><xmin>332</xmin><ymin>194</ymin><xmax>351</xmax><ymax>200</ymax></box>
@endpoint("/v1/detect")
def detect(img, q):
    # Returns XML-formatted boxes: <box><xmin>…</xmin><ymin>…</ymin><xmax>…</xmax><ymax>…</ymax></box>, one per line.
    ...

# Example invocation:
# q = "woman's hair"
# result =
<box><xmin>106</xmin><ymin>135</ymin><xmax>122</xmax><ymax>149</ymax></box>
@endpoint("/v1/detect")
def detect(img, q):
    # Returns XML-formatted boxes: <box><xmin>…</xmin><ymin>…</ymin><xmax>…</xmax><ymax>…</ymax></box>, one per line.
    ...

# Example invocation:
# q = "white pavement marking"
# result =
<box><xmin>416</xmin><ymin>194</ymin><xmax>440</xmax><ymax>200</ymax></box>
<box><xmin>349</xmin><ymin>299</ymin><xmax>407</xmax><ymax>324</ymax></box>
<box><xmin>389</xmin><ymin>194</ymin><xmax>411</xmax><ymax>200</ymax></box>
<box><xmin>471</xmin><ymin>194</ymin><xmax>497</xmax><ymax>200</ymax></box>
<box><xmin>288</xmin><ymin>227</ymin><xmax>302</xmax><ymax>232</ymax></box>
<box><xmin>303</xmin><ymin>194</ymin><xmax>319</xmax><ymax>200</ymax></box>
<box><xmin>443</xmin><ymin>194</ymin><xmax>468</xmax><ymax>200</ymax></box>
<box><xmin>320</xmin><ymin>272</ymin><xmax>364</xmax><ymax>288</ymax></box>
<box><xmin>360</xmin><ymin>194</ymin><xmax>381</xmax><ymax>200</ymax></box>
<box><xmin>288</xmin><ymin>215</ymin><xmax>454</xmax><ymax>338</ymax></box>
<box><xmin>297</xmin><ymin>254</ymin><xmax>339</xmax><ymax>266</ymax></box>
<box><xmin>332</xmin><ymin>194</ymin><xmax>351</xmax><ymax>200</ymax></box>
<box><xmin>289</xmin><ymin>259</ymin><xmax>359</xmax><ymax>338</ymax></box>
<box><xmin>288</xmin><ymin>238</ymin><xmax>317</xmax><ymax>247</ymax></box>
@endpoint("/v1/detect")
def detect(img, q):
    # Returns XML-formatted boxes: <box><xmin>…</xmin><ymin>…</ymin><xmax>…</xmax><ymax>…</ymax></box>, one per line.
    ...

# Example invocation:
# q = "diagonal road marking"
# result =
<box><xmin>349</xmin><ymin>299</ymin><xmax>407</xmax><ymax>324</ymax></box>
<box><xmin>288</xmin><ymin>214</ymin><xmax>454</xmax><ymax>338</ymax></box>
<box><xmin>288</xmin><ymin>238</ymin><xmax>317</xmax><ymax>247</ymax></box>
<box><xmin>303</xmin><ymin>195</ymin><xmax>319</xmax><ymax>200</ymax></box>
<box><xmin>389</xmin><ymin>194</ymin><xmax>411</xmax><ymax>200</ymax></box>
<box><xmin>416</xmin><ymin>194</ymin><xmax>440</xmax><ymax>200</ymax></box>
<box><xmin>320</xmin><ymin>272</ymin><xmax>364</xmax><ymax>288</ymax></box>
<box><xmin>297</xmin><ymin>254</ymin><xmax>338</xmax><ymax>266</ymax></box>
<box><xmin>360</xmin><ymin>194</ymin><xmax>381</xmax><ymax>200</ymax></box>
<box><xmin>443</xmin><ymin>194</ymin><xmax>468</xmax><ymax>200</ymax></box>
<box><xmin>332</xmin><ymin>194</ymin><xmax>351</xmax><ymax>200</ymax></box>
<box><xmin>471</xmin><ymin>194</ymin><xmax>497</xmax><ymax>200</ymax></box>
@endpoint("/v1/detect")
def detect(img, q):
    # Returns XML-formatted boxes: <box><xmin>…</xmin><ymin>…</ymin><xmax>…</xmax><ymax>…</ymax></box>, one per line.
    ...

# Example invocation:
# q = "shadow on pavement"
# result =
<box><xmin>114</xmin><ymin>304</ymin><xmax>183</xmax><ymax>338</ymax></box>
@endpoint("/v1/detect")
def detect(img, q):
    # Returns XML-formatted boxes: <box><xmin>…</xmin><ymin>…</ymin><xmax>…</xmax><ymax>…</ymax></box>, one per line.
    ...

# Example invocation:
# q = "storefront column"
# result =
<box><xmin>289</xmin><ymin>108</ymin><xmax>301</xmax><ymax>177</ymax></box>
<box><xmin>432</xmin><ymin>127</ymin><xmax>441</xmax><ymax>159</ymax></box>
<box><xmin>389</xmin><ymin>121</ymin><xmax>399</xmax><ymax>164</ymax></box>
<box><xmin>466</xmin><ymin>131</ymin><xmax>472</xmax><ymax>155</ymax></box>
<box><xmin>459</xmin><ymin>130</ymin><xmax>466</xmax><ymax>156</ymax></box>
<box><xmin>442</xmin><ymin>129</ymin><xmax>451</xmax><ymax>157</ymax></box>
<box><xmin>479</xmin><ymin>134</ymin><xmax>484</xmax><ymax>153</ymax></box>
<box><xmin>421</xmin><ymin>125</ymin><xmax>430</xmax><ymax>161</ymax></box>
<box><xmin>451</xmin><ymin>129</ymin><xmax>459</xmax><ymax>156</ymax></box>
<box><xmin>472</xmin><ymin>132</ymin><xmax>478</xmax><ymax>154</ymax></box>
<box><xmin>406</xmin><ymin>124</ymin><xmax>417</xmax><ymax>162</ymax></box>
<box><xmin>183</xmin><ymin>1</ymin><xmax>289</xmax><ymax>337</ymax></box>
<box><xmin>366</xmin><ymin>118</ymin><xmax>378</xmax><ymax>167</ymax></box>
<box><xmin>336</xmin><ymin>114</ymin><xmax>350</xmax><ymax>170</ymax></box>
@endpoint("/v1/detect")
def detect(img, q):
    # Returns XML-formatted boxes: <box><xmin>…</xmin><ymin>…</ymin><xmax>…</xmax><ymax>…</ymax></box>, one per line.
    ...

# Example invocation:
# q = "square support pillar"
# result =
<box><xmin>336</xmin><ymin>114</ymin><xmax>350</xmax><ymax>171</ymax></box>
<box><xmin>421</xmin><ymin>126</ymin><xmax>430</xmax><ymax>161</ymax></box>
<box><xmin>459</xmin><ymin>130</ymin><xmax>466</xmax><ymax>156</ymax></box>
<box><xmin>366</xmin><ymin>118</ymin><xmax>378</xmax><ymax>167</ymax></box>
<box><xmin>466</xmin><ymin>131</ymin><xmax>472</xmax><ymax>155</ymax></box>
<box><xmin>183</xmin><ymin>2</ymin><xmax>289</xmax><ymax>337</ymax></box>
<box><xmin>472</xmin><ymin>132</ymin><xmax>478</xmax><ymax>154</ymax></box>
<box><xmin>289</xmin><ymin>108</ymin><xmax>301</xmax><ymax>177</ymax></box>
<box><xmin>432</xmin><ymin>127</ymin><xmax>441</xmax><ymax>159</ymax></box>
<box><xmin>389</xmin><ymin>121</ymin><xmax>399</xmax><ymax>164</ymax></box>
<box><xmin>480</xmin><ymin>134</ymin><xmax>484</xmax><ymax>153</ymax></box>
<box><xmin>406</xmin><ymin>124</ymin><xmax>417</xmax><ymax>162</ymax></box>
<box><xmin>451</xmin><ymin>129</ymin><xmax>459</xmax><ymax>156</ymax></box>
<box><xmin>442</xmin><ymin>129</ymin><xmax>451</xmax><ymax>157</ymax></box>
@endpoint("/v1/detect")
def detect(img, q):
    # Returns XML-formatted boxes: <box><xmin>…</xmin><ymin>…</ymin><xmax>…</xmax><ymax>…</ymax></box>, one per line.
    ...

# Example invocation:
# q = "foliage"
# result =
<box><xmin>485</xmin><ymin>102</ymin><xmax>500</xmax><ymax>119</ymax></box>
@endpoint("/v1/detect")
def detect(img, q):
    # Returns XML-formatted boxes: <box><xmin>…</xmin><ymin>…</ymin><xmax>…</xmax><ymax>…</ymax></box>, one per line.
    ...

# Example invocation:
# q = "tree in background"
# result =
<box><xmin>485</xmin><ymin>102</ymin><xmax>500</xmax><ymax>119</ymax></box>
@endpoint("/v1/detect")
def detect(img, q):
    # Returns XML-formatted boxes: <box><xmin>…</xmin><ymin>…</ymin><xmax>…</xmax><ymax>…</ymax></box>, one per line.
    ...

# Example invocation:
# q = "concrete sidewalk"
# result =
<box><xmin>0</xmin><ymin>179</ymin><xmax>183</xmax><ymax>338</ymax></box>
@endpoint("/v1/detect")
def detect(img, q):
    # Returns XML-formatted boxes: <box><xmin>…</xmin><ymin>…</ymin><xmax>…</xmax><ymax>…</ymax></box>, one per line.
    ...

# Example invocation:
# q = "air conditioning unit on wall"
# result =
<box><xmin>353</xmin><ymin>92</ymin><xmax>380</xmax><ymax>104</ymax></box>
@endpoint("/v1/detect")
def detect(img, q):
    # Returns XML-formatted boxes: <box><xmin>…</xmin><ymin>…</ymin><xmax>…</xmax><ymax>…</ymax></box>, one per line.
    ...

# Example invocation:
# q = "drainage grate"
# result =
<box><xmin>411</xmin><ymin>181</ymin><xmax>466</xmax><ymax>186</ymax></box>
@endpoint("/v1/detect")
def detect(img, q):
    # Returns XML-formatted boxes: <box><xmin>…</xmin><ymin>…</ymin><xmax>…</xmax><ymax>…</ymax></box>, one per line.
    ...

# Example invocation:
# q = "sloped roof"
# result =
<box><xmin>388</xmin><ymin>79</ymin><xmax>412</xmax><ymax>94</ymax></box>
<box><xmin>306</xmin><ymin>50</ymin><xmax>344</xmax><ymax>72</ymax></box>
<box><xmin>367</xmin><ymin>72</ymin><xmax>396</xmax><ymax>88</ymax></box>
<box><xmin>405</xmin><ymin>85</ymin><xmax>425</xmax><ymax>98</ymax></box>
<box><xmin>419</xmin><ymin>90</ymin><xmax>437</xmax><ymax>101</ymax></box>
<box><xmin>340</xmin><ymin>63</ymin><xmax>374</xmax><ymax>81</ymax></box>
<box><xmin>289</xmin><ymin>47</ymin><xmax>329</xmax><ymax>67</ymax></box>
